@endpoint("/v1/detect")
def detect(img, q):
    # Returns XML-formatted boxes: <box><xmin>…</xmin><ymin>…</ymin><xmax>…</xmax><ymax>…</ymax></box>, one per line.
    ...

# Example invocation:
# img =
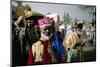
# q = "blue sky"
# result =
<box><xmin>12</xmin><ymin>1</ymin><xmax>95</xmax><ymax>22</ymax></box>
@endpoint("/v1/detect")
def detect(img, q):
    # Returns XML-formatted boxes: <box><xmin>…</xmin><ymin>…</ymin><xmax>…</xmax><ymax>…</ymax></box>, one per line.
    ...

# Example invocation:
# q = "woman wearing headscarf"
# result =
<box><xmin>27</xmin><ymin>17</ymin><xmax>55</xmax><ymax>65</ymax></box>
<box><xmin>64</xmin><ymin>22</ymin><xmax>84</xmax><ymax>62</ymax></box>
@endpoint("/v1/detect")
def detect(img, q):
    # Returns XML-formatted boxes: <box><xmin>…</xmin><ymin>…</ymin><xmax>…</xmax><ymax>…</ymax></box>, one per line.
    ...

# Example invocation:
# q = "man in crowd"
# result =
<box><xmin>64</xmin><ymin>21</ymin><xmax>84</xmax><ymax>62</ymax></box>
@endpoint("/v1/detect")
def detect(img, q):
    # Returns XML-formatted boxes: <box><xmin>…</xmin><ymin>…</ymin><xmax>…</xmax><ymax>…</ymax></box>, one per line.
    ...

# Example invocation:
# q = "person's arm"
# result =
<box><xmin>14</xmin><ymin>16</ymin><xmax>23</xmax><ymax>26</ymax></box>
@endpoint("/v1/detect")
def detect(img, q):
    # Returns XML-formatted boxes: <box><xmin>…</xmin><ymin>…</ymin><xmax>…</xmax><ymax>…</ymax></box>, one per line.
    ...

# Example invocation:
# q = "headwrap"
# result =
<box><xmin>76</xmin><ymin>21</ymin><xmax>83</xmax><ymax>29</ymax></box>
<box><xmin>38</xmin><ymin>17</ymin><xmax>53</xmax><ymax>28</ymax></box>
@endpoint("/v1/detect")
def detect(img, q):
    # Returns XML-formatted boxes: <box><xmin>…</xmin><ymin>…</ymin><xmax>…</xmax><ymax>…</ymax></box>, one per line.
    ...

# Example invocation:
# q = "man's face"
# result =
<box><xmin>26</xmin><ymin>20</ymin><xmax>33</xmax><ymax>27</ymax></box>
<box><xmin>40</xmin><ymin>26</ymin><xmax>52</xmax><ymax>40</ymax></box>
<box><xmin>76</xmin><ymin>28</ymin><xmax>82</xmax><ymax>35</ymax></box>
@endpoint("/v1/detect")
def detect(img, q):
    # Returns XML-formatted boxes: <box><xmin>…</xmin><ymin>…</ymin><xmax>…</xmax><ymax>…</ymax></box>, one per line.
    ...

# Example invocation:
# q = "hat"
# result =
<box><xmin>38</xmin><ymin>17</ymin><xmax>53</xmax><ymax>28</ymax></box>
<box><xmin>76</xmin><ymin>21</ymin><xmax>83</xmax><ymax>29</ymax></box>
<box><xmin>25</xmin><ymin>10</ymin><xmax>33</xmax><ymax>17</ymax></box>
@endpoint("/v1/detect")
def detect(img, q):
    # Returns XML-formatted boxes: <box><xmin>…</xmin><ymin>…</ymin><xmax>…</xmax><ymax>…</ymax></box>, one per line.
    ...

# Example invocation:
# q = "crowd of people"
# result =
<box><xmin>12</xmin><ymin>10</ymin><xmax>96</xmax><ymax>66</ymax></box>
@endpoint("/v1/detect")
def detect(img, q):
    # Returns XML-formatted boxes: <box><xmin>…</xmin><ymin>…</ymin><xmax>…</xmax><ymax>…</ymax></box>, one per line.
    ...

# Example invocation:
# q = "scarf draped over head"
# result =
<box><xmin>38</xmin><ymin>17</ymin><xmax>53</xmax><ymax>28</ymax></box>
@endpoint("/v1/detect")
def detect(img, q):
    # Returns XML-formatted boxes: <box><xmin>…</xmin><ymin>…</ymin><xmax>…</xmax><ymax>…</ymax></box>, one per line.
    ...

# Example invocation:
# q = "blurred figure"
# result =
<box><xmin>65</xmin><ymin>24</ymin><xmax>73</xmax><ymax>40</ymax></box>
<box><xmin>51</xmin><ymin>29</ymin><xmax>66</xmax><ymax>63</ymax></box>
<box><xmin>46</xmin><ymin>14</ymin><xmax>66</xmax><ymax>63</ymax></box>
<box><xmin>12</xmin><ymin>16</ymin><xmax>24</xmax><ymax>66</ymax></box>
<box><xmin>59</xmin><ymin>23</ymin><xmax>65</xmax><ymax>40</ymax></box>
<box><xmin>64</xmin><ymin>21</ymin><xmax>84</xmax><ymax>62</ymax></box>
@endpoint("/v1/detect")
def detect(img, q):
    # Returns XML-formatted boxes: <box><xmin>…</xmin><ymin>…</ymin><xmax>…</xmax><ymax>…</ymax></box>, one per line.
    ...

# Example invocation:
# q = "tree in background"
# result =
<box><xmin>78</xmin><ymin>6</ymin><xmax>95</xmax><ymax>14</ymax></box>
<box><xmin>63</xmin><ymin>12</ymin><xmax>72</xmax><ymax>25</ymax></box>
<box><xmin>78</xmin><ymin>6</ymin><xmax>96</xmax><ymax>21</ymax></box>
<box><xmin>78</xmin><ymin>5</ymin><xmax>96</xmax><ymax>26</ymax></box>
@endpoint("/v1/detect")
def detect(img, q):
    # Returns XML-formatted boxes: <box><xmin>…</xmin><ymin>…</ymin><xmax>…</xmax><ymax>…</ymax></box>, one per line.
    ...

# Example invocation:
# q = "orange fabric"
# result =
<box><xmin>65</xmin><ymin>32</ymin><xmax>81</xmax><ymax>49</ymax></box>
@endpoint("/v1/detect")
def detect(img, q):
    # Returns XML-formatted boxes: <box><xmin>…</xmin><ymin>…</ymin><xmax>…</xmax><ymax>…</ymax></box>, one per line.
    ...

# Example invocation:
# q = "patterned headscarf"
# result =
<box><xmin>38</xmin><ymin>17</ymin><xmax>53</xmax><ymax>28</ymax></box>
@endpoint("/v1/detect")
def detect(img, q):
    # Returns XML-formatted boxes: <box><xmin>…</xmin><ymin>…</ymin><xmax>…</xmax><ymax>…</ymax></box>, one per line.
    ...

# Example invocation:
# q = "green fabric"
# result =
<box><xmin>67</xmin><ymin>49</ymin><xmax>79</xmax><ymax>62</ymax></box>
<box><xmin>67</xmin><ymin>50</ymin><xmax>71</xmax><ymax>62</ymax></box>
